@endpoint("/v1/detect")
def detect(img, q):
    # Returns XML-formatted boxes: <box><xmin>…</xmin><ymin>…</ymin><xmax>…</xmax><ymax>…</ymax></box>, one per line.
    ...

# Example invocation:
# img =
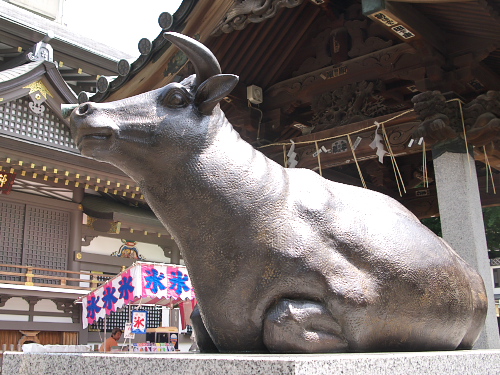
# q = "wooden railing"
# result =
<box><xmin>0</xmin><ymin>263</ymin><xmax>113</xmax><ymax>291</ymax></box>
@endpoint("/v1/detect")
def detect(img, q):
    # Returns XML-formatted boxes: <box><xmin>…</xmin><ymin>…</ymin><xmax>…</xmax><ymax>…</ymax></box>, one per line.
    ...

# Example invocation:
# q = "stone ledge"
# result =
<box><xmin>2</xmin><ymin>350</ymin><xmax>500</xmax><ymax>375</ymax></box>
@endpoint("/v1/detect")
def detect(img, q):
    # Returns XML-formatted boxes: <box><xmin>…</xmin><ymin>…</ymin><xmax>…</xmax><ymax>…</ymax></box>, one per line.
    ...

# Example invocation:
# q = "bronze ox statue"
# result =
<box><xmin>65</xmin><ymin>32</ymin><xmax>487</xmax><ymax>353</ymax></box>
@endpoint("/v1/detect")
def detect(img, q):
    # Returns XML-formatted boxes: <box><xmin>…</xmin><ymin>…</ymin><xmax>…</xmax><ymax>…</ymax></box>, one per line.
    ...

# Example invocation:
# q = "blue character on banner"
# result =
<box><xmin>169</xmin><ymin>270</ymin><xmax>190</xmax><ymax>295</ymax></box>
<box><xmin>102</xmin><ymin>286</ymin><xmax>118</xmax><ymax>310</ymax></box>
<box><xmin>144</xmin><ymin>268</ymin><xmax>166</xmax><ymax>294</ymax></box>
<box><xmin>87</xmin><ymin>295</ymin><xmax>101</xmax><ymax>320</ymax></box>
<box><xmin>118</xmin><ymin>275</ymin><xmax>135</xmax><ymax>300</ymax></box>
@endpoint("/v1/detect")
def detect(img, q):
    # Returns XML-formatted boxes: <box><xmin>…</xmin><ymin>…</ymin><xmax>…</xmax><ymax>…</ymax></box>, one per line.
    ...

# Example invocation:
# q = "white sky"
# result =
<box><xmin>62</xmin><ymin>0</ymin><xmax>183</xmax><ymax>56</ymax></box>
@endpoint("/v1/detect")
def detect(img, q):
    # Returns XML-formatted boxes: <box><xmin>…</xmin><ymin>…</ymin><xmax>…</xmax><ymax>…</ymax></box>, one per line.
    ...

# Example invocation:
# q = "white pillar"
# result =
<box><xmin>433</xmin><ymin>151</ymin><xmax>500</xmax><ymax>349</ymax></box>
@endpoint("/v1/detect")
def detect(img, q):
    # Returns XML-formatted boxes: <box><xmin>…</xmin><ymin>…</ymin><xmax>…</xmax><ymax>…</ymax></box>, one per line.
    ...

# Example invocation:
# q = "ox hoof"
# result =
<box><xmin>263</xmin><ymin>299</ymin><xmax>348</xmax><ymax>353</ymax></box>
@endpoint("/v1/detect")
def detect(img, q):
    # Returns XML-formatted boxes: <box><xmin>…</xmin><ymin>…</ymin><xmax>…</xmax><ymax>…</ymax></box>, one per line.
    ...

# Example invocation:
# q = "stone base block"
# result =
<box><xmin>3</xmin><ymin>350</ymin><xmax>500</xmax><ymax>375</ymax></box>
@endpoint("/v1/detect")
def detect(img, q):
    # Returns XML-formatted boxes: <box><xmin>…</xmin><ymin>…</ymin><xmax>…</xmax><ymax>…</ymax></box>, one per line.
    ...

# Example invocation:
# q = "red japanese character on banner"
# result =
<box><xmin>131</xmin><ymin>310</ymin><xmax>148</xmax><ymax>334</ymax></box>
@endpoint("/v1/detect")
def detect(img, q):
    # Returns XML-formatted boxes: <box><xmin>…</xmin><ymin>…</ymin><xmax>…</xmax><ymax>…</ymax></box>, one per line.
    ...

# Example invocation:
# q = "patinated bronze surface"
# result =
<box><xmin>66</xmin><ymin>32</ymin><xmax>487</xmax><ymax>354</ymax></box>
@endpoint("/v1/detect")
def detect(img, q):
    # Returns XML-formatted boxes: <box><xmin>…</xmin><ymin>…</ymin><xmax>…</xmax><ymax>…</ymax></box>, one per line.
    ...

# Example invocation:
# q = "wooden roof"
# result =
<box><xmin>0</xmin><ymin>2</ymin><xmax>185</xmax><ymax>253</ymax></box>
<box><xmin>2</xmin><ymin>0</ymin><xmax>500</xmax><ymax>222</ymax></box>
<box><xmin>97</xmin><ymin>0</ymin><xmax>500</xmax><ymax>101</ymax></box>
<box><xmin>0</xmin><ymin>0</ymin><xmax>128</xmax><ymax>96</ymax></box>
<box><xmin>81</xmin><ymin>0</ymin><xmax>500</xmax><ymax>218</ymax></box>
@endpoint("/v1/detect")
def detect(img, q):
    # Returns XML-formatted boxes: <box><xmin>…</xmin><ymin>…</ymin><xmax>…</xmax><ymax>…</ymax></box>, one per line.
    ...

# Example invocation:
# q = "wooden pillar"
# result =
<box><xmin>68</xmin><ymin>187</ymin><xmax>84</xmax><ymax>278</ymax></box>
<box><xmin>171</xmin><ymin>243</ymin><xmax>181</xmax><ymax>265</ymax></box>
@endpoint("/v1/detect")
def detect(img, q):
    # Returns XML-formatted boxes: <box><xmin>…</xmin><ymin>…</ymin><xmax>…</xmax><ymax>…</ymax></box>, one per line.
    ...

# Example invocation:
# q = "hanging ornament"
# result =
<box><xmin>287</xmin><ymin>140</ymin><xmax>298</xmax><ymax>168</ymax></box>
<box><xmin>347</xmin><ymin>134</ymin><xmax>367</xmax><ymax>189</ymax></box>
<box><xmin>484</xmin><ymin>146</ymin><xmax>496</xmax><ymax>194</ymax></box>
<box><xmin>380</xmin><ymin>122</ymin><xmax>406</xmax><ymax>196</ymax></box>
<box><xmin>314</xmin><ymin>141</ymin><xmax>323</xmax><ymax>176</ymax></box>
<box><xmin>369</xmin><ymin>122</ymin><xmax>387</xmax><ymax>163</ymax></box>
<box><xmin>422</xmin><ymin>140</ymin><xmax>429</xmax><ymax>188</ymax></box>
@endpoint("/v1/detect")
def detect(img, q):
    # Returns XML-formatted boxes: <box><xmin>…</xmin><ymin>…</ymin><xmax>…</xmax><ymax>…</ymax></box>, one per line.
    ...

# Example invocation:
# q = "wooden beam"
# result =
<box><xmin>245</xmin><ymin>2</ymin><xmax>312</xmax><ymax>86</ymax></box>
<box><xmin>60</xmin><ymin>74</ymin><xmax>97</xmax><ymax>82</ymax></box>
<box><xmin>472</xmin><ymin>63</ymin><xmax>500</xmax><ymax>93</ymax></box>
<box><xmin>401</xmin><ymin>173</ymin><xmax>500</xmax><ymax>219</ymax></box>
<box><xmin>0</xmin><ymin>47</ymin><xmax>23</xmax><ymax>56</ymax></box>
<box><xmin>262</xmin><ymin>5</ymin><xmax>322</xmax><ymax>88</ymax></box>
<box><xmin>398</xmin><ymin>186</ymin><xmax>439</xmax><ymax>219</ymax></box>
<box><xmin>0</xmin><ymin>48</ymin><xmax>34</xmax><ymax>71</ymax></box>
<box><xmin>261</xmin><ymin>110</ymin><xmax>421</xmax><ymax>171</ymax></box>
<box><xmin>81</xmin><ymin>225</ymin><xmax>174</xmax><ymax>248</ymax></box>
<box><xmin>264</xmin><ymin>43</ymin><xmax>420</xmax><ymax>111</ymax></box>
<box><xmin>0</xmin><ymin>321</ymin><xmax>81</xmax><ymax>332</ymax></box>
<box><xmin>362</xmin><ymin>0</ymin><xmax>446</xmax><ymax>53</ymax></box>
<box><xmin>388</xmin><ymin>0</ymin><xmax>475</xmax><ymax>2</ymax></box>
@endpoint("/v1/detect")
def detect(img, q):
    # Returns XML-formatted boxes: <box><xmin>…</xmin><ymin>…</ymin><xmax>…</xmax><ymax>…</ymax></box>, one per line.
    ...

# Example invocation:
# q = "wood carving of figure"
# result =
<box><xmin>464</xmin><ymin>91</ymin><xmax>500</xmax><ymax>147</ymax></box>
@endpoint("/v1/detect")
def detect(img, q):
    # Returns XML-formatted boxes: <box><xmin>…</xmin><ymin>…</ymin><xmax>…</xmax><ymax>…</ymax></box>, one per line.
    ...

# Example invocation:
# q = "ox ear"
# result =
<box><xmin>194</xmin><ymin>74</ymin><xmax>239</xmax><ymax>116</ymax></box>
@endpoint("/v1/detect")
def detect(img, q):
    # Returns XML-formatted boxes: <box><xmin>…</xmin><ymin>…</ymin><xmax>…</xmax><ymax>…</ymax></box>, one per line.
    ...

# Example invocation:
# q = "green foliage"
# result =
<box><xmin>420</xmin><ymin>217</ymin><xmax>442</xmax><ymax>237</ymax></box>
<box><xmin>420</xmin><ymin>206</ymin><xmax>500</xmax><ymax>258</ymax></box>
<box><xmin>483</xmin><ymin>207</ymin><xmax>500</xmax><ymax>258</ymax></box>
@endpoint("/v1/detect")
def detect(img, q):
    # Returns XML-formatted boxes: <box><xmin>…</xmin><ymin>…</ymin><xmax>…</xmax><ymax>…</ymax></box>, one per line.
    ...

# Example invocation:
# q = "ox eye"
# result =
<box><xmin>163</xmin><ymin>89</ymin><xmax>189</xmax><ymax>108</ymax></box>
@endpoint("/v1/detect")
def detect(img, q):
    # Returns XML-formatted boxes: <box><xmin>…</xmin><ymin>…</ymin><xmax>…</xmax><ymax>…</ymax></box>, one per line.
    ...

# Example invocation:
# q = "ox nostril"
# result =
<box><xmin>76</xmin><ymin>103</ymin><xmax>92</xmax><ymax>116</ymax></box>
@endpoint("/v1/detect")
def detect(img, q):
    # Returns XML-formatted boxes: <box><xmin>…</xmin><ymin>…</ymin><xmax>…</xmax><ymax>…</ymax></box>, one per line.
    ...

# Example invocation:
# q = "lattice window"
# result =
<box><xmin>0</xmin><ymin>202</ymin><xmax>25</xmax><ymax>281</ymax></box>
<box><xmin>0</xmin><ymin>97</ymin><xmax>78</xmax><ymax>152</ymax></box>
<box><xmin>89</xmin><ymin>305</ymin><xmax>163</xmax><ymax>332</ymax></box>
<box><xmin>0</xmin><ymin>200</ymin><xmax>73</xmax><ymax>285</ymax></box>
<box><xmin>22</xmin><ymin>206</ymin><xmax>69</xmax><ymax>284</ymax></box>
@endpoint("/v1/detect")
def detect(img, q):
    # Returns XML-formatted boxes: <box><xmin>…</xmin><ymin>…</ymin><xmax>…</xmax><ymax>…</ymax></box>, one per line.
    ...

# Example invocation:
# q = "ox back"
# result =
<box><xmin>66</xmin><ymin>32</ymin><xmax>488</xmax><ymax>354</ymax></box>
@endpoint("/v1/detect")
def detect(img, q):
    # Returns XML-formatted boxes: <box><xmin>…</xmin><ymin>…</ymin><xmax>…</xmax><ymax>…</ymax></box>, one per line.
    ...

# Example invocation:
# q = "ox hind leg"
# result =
<box><xmin>190</xmin><ymin>305</ymin><xmax>219</xmax><ymax>353</ymax></box>
<box><xmin>457</xmin><ymin>272</ymin><xmax>489</xmax><ymax>349</ymax></box>
<box><xmin>263</xmin><ymin>299</ymin><xmax>348</xmax><ymax>353</ymax></box>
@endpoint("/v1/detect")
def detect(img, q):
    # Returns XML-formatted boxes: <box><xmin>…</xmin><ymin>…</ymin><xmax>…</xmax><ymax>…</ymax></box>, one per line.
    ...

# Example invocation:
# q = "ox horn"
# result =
<box><xmin>163</xmin><ymin>32</ymin><xmax>221</xmax><ymax>88</ymax></box>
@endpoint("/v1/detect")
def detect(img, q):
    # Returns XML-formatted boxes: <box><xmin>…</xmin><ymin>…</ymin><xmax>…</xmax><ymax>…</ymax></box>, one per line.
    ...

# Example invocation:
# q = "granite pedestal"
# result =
<box><xmin>2</xmin><ymin>350</ymin><xmax>500</xmax><ymax>375</ymax></box>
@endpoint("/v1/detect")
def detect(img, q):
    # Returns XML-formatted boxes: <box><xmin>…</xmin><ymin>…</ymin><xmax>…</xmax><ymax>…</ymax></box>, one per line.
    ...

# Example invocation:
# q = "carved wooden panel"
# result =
<box><xmin>212</xmin><ymin>0</ymin><xmax>304</xmax><ymax>36</ymax></box>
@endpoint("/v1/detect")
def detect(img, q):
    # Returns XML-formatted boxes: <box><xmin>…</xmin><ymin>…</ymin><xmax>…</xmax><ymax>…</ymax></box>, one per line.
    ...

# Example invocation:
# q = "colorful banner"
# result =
<box><xmin>167</xmin><ymin>266</ymin><xmax>194</xmax><ymax>300</ymax></box>
<box><xmin>142</xmin><ymin>264</ymin><xmax>169</xmax><ymax>299</ymax></box>
<box><xmin>131</xmin><ymin>310</ymin><xmax>148</xmax><ymax>334</ymax></box>
<box><xmin>78</xmin><ymin>262</ymin><xmax>196</xmax><ymax>328</ymax></box>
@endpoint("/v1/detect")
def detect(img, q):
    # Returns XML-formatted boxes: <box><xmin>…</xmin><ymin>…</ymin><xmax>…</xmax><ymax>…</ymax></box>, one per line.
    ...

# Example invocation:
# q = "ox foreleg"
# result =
<box><xmin>263</xmin><ymin>299</ymin><xmax>348</xmax><ymax>353</ymax></box>
<box><xmin>190</xmin><ymin>305</ymin><xmax>219</xmax><ymax>353</ymax></box>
